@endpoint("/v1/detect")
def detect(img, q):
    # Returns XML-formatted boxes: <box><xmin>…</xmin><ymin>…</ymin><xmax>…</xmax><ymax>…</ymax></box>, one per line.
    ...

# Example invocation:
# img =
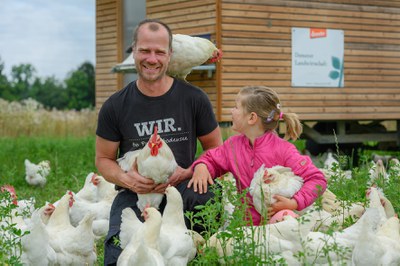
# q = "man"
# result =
<box><xmin>95</xmin><ymin>19</ymin><xmax>222</xmax><ymax>265</ymax></box>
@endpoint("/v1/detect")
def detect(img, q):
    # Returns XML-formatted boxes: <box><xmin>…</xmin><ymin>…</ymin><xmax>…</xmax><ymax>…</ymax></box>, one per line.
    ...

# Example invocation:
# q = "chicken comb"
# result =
<box><xmin>151</xmin><ymin>125</ymin><xmax>158</xmax><ymax>143</ymax></box>
<box><xmin>91</xmin><ymin>173</ymin><xmax>99</xmax><ymax>185</ymax></box>
<box><xmin>1</xmin><ymin>184</ymin><xmax>15</xmax><ymax>193</ymax></box>
<box><xmin>1</xmin><ymin>184</ymin><xmax>17</xmax><ymax>205</ymax></box>
<box><xmin>1</xmin><ymin>184</ymin><xmax>16</xmax><ymax>195</ymax></box>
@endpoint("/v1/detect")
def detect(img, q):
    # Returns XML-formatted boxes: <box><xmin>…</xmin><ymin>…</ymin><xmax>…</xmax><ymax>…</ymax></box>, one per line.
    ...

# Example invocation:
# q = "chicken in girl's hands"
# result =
<box><xmin>249</xmin><ymin>164</ymin><xmax>303</xmax><ymax>219</ymax></box>
<box><xmin>118</xmin><ymin>125</ymin><xmax>178</xmax><ymax>212</ymax></box>
<box><xmin>167</xmin><ymin>34</ymin><xmax>223</xmax><ymax>80</ymax></box>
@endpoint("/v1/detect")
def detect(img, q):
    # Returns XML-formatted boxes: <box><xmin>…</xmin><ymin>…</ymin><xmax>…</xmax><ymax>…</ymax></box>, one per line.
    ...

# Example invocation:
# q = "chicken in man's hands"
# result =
<box><xmin>118</xmin><ymin>125</ymin><xmax>178</xmax><ymax>211</ymax></box>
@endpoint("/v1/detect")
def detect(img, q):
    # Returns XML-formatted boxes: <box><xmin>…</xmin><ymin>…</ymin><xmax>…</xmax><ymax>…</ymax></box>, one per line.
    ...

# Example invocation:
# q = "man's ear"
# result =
<box><xmin>248</xmin><ymin>112</ymin><xmax>258</xmax><ymax>125</ymax></box>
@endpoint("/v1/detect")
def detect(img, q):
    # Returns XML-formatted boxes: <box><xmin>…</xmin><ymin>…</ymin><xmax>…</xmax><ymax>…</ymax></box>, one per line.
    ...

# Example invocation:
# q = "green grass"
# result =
<box><xmin>0</xmin><ymin>136</ymin><xmax>97</xmax><ymax>207</ymax></box>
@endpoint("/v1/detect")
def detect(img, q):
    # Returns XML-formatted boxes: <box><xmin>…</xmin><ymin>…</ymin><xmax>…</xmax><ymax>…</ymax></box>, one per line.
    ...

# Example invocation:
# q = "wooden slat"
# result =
<box><xmin>220</xmin><ymin>112</ymin><xmax>400</xmax><ymax>121</ymax></box>
<box><xmin>220</xmin><ymin>92</ymin><xmax>400</xmax><ymax>101</ymax></box>
<box><xmin>222</xmin><ymin>9</ymin><xmax>400</xmax><ymax>28</ymax></box>
<box><xmin>224</xmin><ymin>0</ymin><xmax>400</xmax><ymax>15</ymax></box>
<box><xmin>147</xmin><ymin>4</ymin><xmax>215</xmax><ymax>19</ymax></box>
<box><xmin>147</xmin><ymin>0</ymin><xmax>214</xmax><ymax>13</ymax></box>
<box><xmin>306</xmin><ymin>0</ymin><xmax>400</xmax><ymax>9</ymax></box>
<box><xmin>154</xmin><ymin>12</ymin><xmax>216</xmax><ymax>25</ymax></box>
<box><xmin>221</xmin><ymin>86</ymin><xmax>400</xmax><ymax>94</ymax></box>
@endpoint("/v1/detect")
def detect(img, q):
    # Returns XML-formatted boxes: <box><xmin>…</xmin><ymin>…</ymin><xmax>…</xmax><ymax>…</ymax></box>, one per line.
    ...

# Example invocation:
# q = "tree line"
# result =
<box><xmin>0</xmin><ymin>57</ymin><xmax>95</xmax><ymax>110</ymax></box>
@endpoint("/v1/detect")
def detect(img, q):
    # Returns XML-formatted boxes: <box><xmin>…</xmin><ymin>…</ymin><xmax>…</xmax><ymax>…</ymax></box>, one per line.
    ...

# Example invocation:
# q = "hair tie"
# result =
<box><xmin>279</xmin><ymin>112</ymin><xmax>284</xmax><ymax>120</ymax></box>
<box><xmin>265</xmin><ymin>110</ymin><xmax>276</xmax><ymax>123</ymax></box>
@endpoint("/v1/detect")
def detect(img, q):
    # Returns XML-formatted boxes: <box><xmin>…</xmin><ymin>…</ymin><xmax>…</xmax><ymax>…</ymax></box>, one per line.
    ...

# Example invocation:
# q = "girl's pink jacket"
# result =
<box><xmin>192</xmin><ymin>131</ymin><xmax>327</xmax><ymax>225</ymax></box>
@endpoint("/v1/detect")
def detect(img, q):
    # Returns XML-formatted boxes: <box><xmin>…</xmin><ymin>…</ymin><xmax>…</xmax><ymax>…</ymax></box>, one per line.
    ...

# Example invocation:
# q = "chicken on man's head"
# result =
<box><xmin>148</xmin><ymin>125</ymin><xmax>163</xmax><ymax>156</ymax></box>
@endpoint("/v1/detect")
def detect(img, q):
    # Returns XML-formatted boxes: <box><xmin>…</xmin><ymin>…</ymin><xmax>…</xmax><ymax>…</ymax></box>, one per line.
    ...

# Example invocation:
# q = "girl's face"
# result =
<box><xmin>231</xmin><ymin>94</ymin><xmax>250</xmax><ymax>133</ymax></box>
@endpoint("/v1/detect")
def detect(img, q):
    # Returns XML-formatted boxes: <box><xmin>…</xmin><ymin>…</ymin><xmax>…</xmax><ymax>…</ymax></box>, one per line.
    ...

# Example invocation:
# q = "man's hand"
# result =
<box><xmin>187</xmin><ymin>163</ymin><xmax>214</xmax><ymax>194</ymax></box>
<box><xmin>150</xmin><ymin>166</ymin><xmax>192</xmax><ymax>193</ymax></box>
<box><xmin>124</xmin><ymin>159</ymin><xmax>156</xmax><ymax>194</ymax></box>
<box><xmin>168</xmin><ymin>166</ymin><xmax>192</xmax><ymax>187</ymax></box>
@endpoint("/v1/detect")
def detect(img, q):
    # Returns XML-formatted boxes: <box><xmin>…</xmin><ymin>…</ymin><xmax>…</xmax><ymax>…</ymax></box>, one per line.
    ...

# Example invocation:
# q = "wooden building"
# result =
<box><xmin>96</xmin><ymin>0</ymin><xmax>400</xmax><ymax>145</ymax></box>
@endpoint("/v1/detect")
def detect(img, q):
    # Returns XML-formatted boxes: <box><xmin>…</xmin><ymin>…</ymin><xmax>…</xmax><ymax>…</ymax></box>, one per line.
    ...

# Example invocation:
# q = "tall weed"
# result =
<box><xmin>0</xmin><ymin>98</ymin><xmax>96</xmax><ymax>137</ymax></box>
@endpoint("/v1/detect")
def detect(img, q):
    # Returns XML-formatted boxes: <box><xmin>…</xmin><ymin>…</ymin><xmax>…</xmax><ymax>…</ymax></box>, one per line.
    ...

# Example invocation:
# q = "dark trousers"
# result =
<box><xmin>103</xmin><ymin>179</ymin><xmax>215</xmax><ymax>266</ymax></box>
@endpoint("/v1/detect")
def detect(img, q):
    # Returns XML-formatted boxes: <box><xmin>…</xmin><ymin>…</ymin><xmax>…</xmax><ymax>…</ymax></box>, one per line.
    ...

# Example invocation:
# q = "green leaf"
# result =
<box><xmin>329</xmin><ymin>70</ymin><xmax>340</xmax><ymax>80</ymax></box>
<box><xmin>332</xmin><ymin>56</ymin><xmax>341</xmax><ymax>70</ymax></box>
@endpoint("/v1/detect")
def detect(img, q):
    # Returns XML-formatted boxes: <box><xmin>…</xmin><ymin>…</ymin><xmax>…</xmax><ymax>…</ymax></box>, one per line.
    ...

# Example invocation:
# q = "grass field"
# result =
<box><xmin>0</xmin><ymin>136</ymin><xmax>97</xmax><ymax>206</ymax></box>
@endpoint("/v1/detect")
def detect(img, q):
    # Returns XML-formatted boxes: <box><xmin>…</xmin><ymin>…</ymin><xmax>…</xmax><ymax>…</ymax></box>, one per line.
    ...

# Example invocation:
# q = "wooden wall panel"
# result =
<box><xmin>219</xmin><ymin>0</ymin><xmax>400</xmax><ymax>121</ymax></box>
<box><xmin>95</xmin><ymin>0</ymin><xmax>400</xmax><ymax>123</ymax></box>
<box><xmin>95</xmin><ymin>0</ymin><xmax>123</xmax><ymax>112</ymax></box>
<box><xmin>147</xmin><ymin>0</ymin><xmax>220</xmax><ymax>117</ymax></box>
<box><xmin>186</xmin><ymin>71</ymin><xmax>218</xmax><ymax>110</ymax></box>
<box><xmin>147</xmin><ymin>0</ymin><xmax>217</xmax><ymax>37</ymax></box>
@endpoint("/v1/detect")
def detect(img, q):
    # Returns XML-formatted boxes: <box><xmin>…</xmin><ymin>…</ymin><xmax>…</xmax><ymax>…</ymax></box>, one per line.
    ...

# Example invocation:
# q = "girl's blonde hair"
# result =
<box><xmin>239</xmin><ymin>86</ymin><xmax>302</xmax><ymax>141</ymax></box>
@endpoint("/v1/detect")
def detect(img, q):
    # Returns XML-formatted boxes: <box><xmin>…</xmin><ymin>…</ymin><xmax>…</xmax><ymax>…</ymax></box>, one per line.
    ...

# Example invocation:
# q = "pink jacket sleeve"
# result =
<box><xmin>191</xmin><ymin>140</ymin><xmax>231</xmax><ymax>178</ymax></box>
<box><xmin>283</xmin><ymin>145</ymin><xmax>327</xmax><ymax>210</ymax></box>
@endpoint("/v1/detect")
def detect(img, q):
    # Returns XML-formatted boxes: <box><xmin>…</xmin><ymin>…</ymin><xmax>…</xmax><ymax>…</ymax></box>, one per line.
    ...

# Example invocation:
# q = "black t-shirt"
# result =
<box><xmin>96</xmin><ymin>78</ymin><xmax>218</xmax><ymax>168</ymax></box>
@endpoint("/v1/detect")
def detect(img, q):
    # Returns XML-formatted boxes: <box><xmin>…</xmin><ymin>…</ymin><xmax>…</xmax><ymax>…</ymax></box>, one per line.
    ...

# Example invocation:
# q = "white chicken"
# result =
<box><xmin>92</xmin><ymin>173</ymin><xmax>118</xmax><ymax>202</ymax></box>
<box><xmin>0</xmin><ymin>185</ymin><xmax>37</xmax><ymax>234</ymax></box>
<box><xmin>73</xmin><ymin>172</ymin><xmax>117</xmax><ymax>205</ymax></box>
<box><xmin>74</xmin><ymin>172</ymin><xmax>99</xmax><ymax>202</ymax></box>
<box><xmin>319</xmin><ymin>151</ymin><xmax>354</xmax><ymax>180</ymax></box>
<box><xmin>301</xmin><ymin>207</ymin><xmax>381</xmax><ymax>265</ymax></box>
<box><xmin>249</xmin><ymin>164</ymin><xmax>303</xmax><ymax>218</ymax></box>
<box><xmin>167</xmin><ymin>34</ymin><xmax>222</xmax><ymax>80</ymax></box>
<box><xmin>20</xmin><ymin>208</ymin><xmax>57</xmax><ymax>266</ymax></box>
<box><xmin>323</xmin><ymin>151</ymin><xmax>339</xmax><ymax>169</ymax></box>
<box><xmin>208</xmin><ymin>214</ymin><xmax>314</xmax><ymax>264</ymax></box>
<box><xmin>117</xmin><ymin>125</ymin><xmax>178</xmax><ymax>212</ymax></box>
<box><xmin>36</xmin><ymin>201</ymin><xmax>56</xmax><ymax>225</ymax></box>
<box><xmin>366</xmin><ymin>186</ymin><xmax>388</xmax><ymax>226</ymax></box>
<box><xmin>350</xmin><ymin>187</ymin><xmax>400</xmax><ymax>265</ymax></box>
<box><xmin>368</xmin><ymin>159</ymin><xmax>389</xmax><ymax>185</ymax></box>
<box><xmin>377</xmin><ymin>215</ymin><xmax>400</xmax><ymax>243</ymax></box>
<box><xmin>388</xmin><ymin>157</ymin><xmax>400</xmax><ymax>175</ymax></box>
<box><xmin>305</xmin><ymin>188</ymin><xmax>365</xmax><ymax>231</ymax></box>
<box><xmin>372</xmin><ymin>186</ymin><xmax>396</xmax><ymax>218</ymax></box>
<box><xmin>69</xmin><ymin>176</ymin><xmax>115</xmax><ymax>238</ymax></box>
<box><xmin>24</xmin><ymin>159</ymin><xmax>50</xmax><ymax>187</ymax></box>
<box><xmin>303</xmin><ymin>203</ymin><xmax>365</xmax><ymax>232</ymax></box>
<box><xmin>46</xmin><ymin>191</ymin><xmax>97</xmax><ymax>265</ymax></box>
<box><xmin>159</xmin><ymin>186</ymin><xmax>197</xmax><ymax>265</ymax></box>
<box><xmin>351</xmin><ymin>208</ymin><xmax>400</xmax><ymax>265</ymax></box>
<box><xmin>118</xmin><ymin>207</ymin><xmax>164</xmax><ymax>266</ymax></box>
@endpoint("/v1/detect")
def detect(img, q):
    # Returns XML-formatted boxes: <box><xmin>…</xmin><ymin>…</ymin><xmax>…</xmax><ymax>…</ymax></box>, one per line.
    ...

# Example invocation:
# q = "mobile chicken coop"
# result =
<box><xmin>95</xmin><ymin>0</ymin><xmax>400</xmax><ymax>150</ymax></box>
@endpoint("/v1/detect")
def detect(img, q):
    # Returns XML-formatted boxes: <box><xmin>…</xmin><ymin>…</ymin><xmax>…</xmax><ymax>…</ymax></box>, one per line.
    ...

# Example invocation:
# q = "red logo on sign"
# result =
<box><xmin>310</xmin><ymin>28</ymin><xmax>327</xmax><ymax>39</ymax></box>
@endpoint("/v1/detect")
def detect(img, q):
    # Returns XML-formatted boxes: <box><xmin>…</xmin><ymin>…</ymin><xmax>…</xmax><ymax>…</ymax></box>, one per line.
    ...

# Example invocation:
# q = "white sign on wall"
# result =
<box><xmin>292</xmin><ymin>28</ymin><xmax>344</xmax><ymax>87</ymax></box>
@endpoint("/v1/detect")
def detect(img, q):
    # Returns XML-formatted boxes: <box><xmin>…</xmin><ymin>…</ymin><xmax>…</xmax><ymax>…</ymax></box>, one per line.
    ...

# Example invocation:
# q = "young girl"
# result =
<box><xmin>188</xmin><ymin>86</ymin><xmax>326</xmax><ymax>225</ymax></box>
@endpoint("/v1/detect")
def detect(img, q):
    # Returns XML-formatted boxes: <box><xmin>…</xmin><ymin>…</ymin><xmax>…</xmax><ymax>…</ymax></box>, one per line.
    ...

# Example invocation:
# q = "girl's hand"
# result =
<box><xmin>268</xmin><ymin>195</ymin><xmax>298</xmax><ymax>217</ymax></box>
<box><xmin>187</xmin><ymin>163</ymin><xmax>214</xmax><ymax>194</ymax></box>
